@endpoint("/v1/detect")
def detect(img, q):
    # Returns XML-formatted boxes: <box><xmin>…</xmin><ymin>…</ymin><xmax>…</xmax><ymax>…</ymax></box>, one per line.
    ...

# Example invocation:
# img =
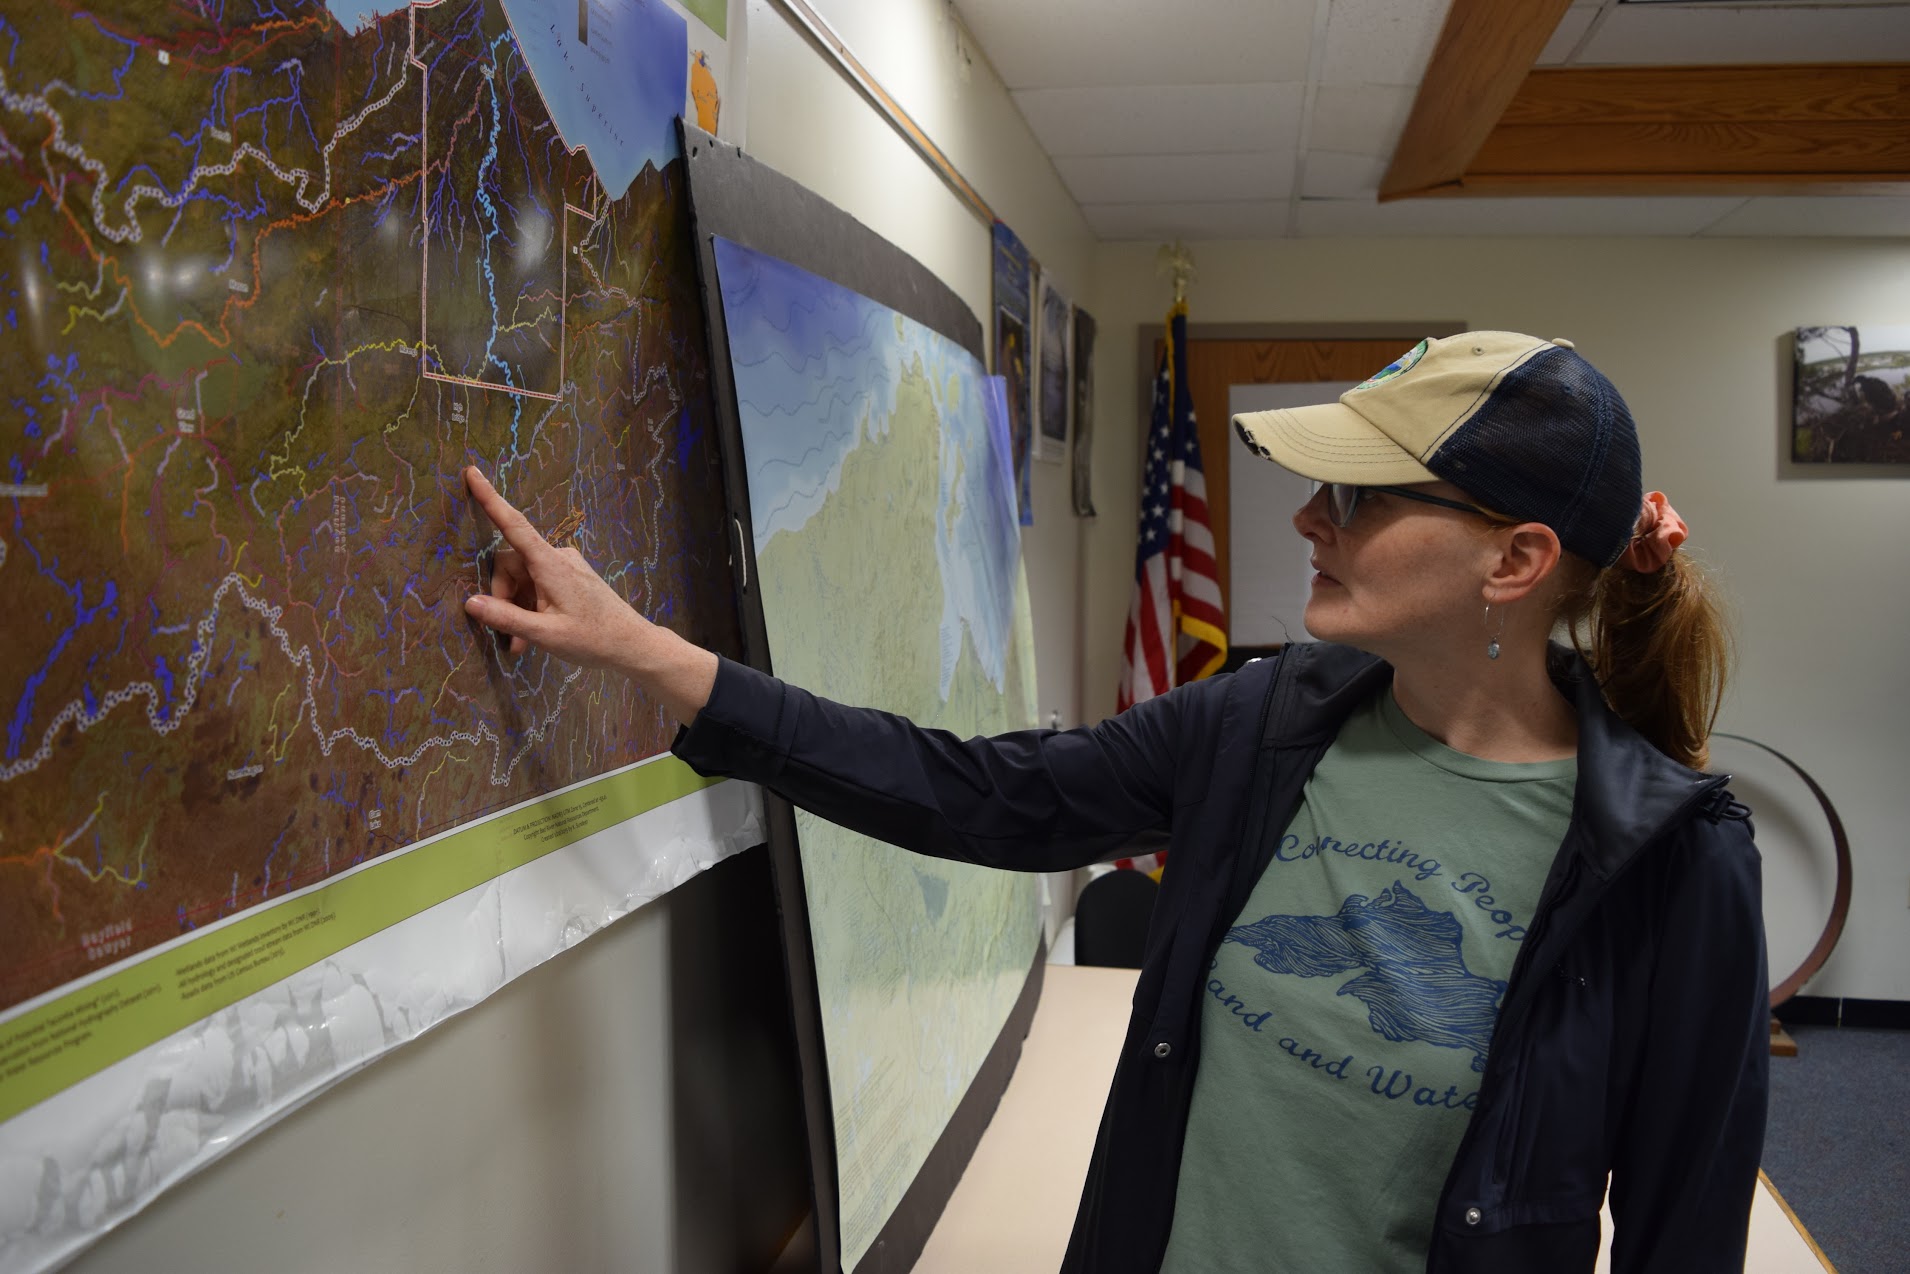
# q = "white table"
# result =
<box><xmin>916</xmin><ymin>965</ymin><xmax>1831</xmax><ymax>1273</ymax></box>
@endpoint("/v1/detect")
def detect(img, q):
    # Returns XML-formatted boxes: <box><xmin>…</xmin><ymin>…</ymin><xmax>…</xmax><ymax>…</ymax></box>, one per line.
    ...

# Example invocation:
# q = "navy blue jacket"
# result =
<box><xmin>672</xmin><ymin>641</ymin><xmax>1768</xmax><ymax>1273</ymax></box>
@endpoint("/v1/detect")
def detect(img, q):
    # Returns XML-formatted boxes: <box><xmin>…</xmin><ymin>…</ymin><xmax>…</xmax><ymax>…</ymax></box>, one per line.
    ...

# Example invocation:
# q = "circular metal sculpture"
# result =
<box><xmin>1714</xmin><ymin>733</ymin><xmax>1854</xmax><ymax>1007</ymax></box>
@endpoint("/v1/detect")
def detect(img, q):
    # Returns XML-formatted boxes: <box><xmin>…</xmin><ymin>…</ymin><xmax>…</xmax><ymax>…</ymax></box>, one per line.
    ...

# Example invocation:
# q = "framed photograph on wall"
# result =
<box><xmin>997</xmin><ymin>307</ymin><xmax>1034</xmax><ymax>522</ymax></box>
<box><xmin>1071</xmin><ymin>306</ymin><xmax>1097</xmax><ymax>516</ymax></box>
<box><xmin>1792</xmin><ymin>325</ymin><xmax>1910</xmax><ymax>464</ymax></box>
<box><xmin>1035</xmin><ymin>274</ymin><xmax>1072</xmax><ymax>462</ymax></box>
<box><xmin>992</xmin><ymin>223</ymin><xmax>1036</xmax><ymax>522</ymax></box>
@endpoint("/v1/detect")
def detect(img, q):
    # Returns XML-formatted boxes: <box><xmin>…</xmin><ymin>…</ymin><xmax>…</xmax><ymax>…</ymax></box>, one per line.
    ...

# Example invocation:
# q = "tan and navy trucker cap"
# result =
<box><xmin>1232</xmin><ymin>331</ymin><xmax>1646</xmax><ymax>567</ymax></box>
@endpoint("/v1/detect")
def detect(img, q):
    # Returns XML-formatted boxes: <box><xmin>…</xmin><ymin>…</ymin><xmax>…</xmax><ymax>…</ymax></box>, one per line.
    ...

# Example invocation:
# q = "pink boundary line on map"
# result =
<box><xmin>408</xmin><ymin>0</ymin><xmax>600</xmax><ymax>406</ymax></box>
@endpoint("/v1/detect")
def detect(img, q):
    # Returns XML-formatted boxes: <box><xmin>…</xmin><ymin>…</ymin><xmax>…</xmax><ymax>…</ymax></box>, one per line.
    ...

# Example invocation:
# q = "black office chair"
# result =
<box><xmin>1072</xmin><ymin>869</ymin><xmax>1159</xmax><ymax>968</ymax></box>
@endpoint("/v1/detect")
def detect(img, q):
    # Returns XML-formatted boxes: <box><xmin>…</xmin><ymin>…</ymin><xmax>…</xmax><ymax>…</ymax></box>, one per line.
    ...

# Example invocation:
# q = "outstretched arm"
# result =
<box><xmin>674</xmin><ymin>655</ymin><xmax>1191</xmax><ymax>871</ymax></box>
<box><xmin>458</xmin><ymin>465</ymin><xmax>1199</xmax><ymax>870</ymax></box>
<box><xmin>461</xmin><ymin>465</ymin><xmax>717</xmax><ymax>726</ymax></box>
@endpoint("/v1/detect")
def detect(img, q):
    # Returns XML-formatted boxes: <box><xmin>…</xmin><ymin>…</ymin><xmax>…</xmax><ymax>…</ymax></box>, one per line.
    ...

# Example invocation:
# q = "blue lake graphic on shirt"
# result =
<box><xmin>1224</xmin><ymin>881</ymin><xmax>1506</xmax><ymax>1072</ymax></box>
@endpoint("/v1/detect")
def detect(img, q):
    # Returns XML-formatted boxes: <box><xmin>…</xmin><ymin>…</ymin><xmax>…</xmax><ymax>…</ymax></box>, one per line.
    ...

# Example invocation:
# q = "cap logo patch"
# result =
<box><xmin>1353</xmin><ymin>339</ymin><xmax>1428</xmax><ymax>393</ymax></box>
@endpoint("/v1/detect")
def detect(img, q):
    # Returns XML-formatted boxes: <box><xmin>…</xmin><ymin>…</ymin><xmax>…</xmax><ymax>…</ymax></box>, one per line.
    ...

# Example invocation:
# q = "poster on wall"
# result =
<box><xmin>991</xmin><ymin>222</ymin><xmax>1036</xmax><ymax>523</ymax></box>
<box><xmin>0</xmin><ymin>3</ymin><xmax>753</xmax><ymax>1269</ymax></box>
<box><xmin>1791</xmin><ymin>325</ymin><xmax>1910</xmax><ymax>465</ymax></box>
<box><xmin>1035</xmin><ymin>274</ymin><xmax>1072</xmax><ymax>463</ymax></box>
<box><xmin>997</xmin><ymin>308</ymin><xmax>1033</xmax><ymax>498</ymax></box>
<box><xmin>675</xmin><ymin>0</ymin><xmax>750</xmax><ymax>144</ymax></box>
<box><xmin>1072</xmin><ymin>308</ymin><xmax>1098</xmax><ymax>517</ymax></box>
<box><xmin>684</xmin><ymin>133</ymin><xmax>1044</xmax><ymax>1274</ymax></box>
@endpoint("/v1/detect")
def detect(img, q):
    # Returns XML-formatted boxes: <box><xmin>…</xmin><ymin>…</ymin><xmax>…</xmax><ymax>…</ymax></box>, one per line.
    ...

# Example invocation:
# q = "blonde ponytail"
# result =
<box><xmin>1560</xmin><ymin>554</ymin><xmax>1732</xmax><ymax>771</ymax></box>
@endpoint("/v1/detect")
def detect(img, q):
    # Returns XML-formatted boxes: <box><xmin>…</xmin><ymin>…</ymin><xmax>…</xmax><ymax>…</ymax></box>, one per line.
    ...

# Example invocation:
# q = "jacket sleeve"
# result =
<box><xmin>670</xmin><ymin>655</ymin><xmax>1217</xmax><ymax>872</ymax></box>
<box><xmin>1608</xmin><ymin>818</ymin><xmax>1769</xmax><ymax>1273</ymax></box>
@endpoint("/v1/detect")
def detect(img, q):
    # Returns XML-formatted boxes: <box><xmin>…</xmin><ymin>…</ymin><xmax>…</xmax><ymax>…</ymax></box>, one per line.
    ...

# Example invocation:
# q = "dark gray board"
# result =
<box><xmin>679</xmin><ymin>120</ymin><xmax>1043</xmax><ymax>1274</ymax></box>
<box><xmin>683</xmin><ymin>125</ymin><xmax>982</xmax><ymax>370</ymax></box>
<box><xmin>668</xmin><ymin>850</ymin><xmax>818</xmax><ymax>1273</ymax></box>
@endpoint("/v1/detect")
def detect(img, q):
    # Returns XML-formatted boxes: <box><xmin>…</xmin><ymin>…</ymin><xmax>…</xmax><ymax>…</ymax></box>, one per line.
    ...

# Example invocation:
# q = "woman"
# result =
<box><xmin>461</xmin><ymin>331</ymin><xmax>1767</xmax><ymax>1273</ymax></box>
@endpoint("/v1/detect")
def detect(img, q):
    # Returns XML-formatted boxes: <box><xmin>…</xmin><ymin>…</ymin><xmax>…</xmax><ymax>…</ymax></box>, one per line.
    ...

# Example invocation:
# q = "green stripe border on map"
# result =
<box><xmin>0</xmin><ymin>759</ymin><xmax>723</xmax><ymax>1125</ymax></box>
<box><xmin>683</xmin><ymin>0</ymin><xmax>726</xmax><ymax>40</ymax></box>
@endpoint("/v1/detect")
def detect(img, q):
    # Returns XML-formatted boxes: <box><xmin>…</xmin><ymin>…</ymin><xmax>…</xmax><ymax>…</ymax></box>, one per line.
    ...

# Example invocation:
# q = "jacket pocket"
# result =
<box><xmin>1496</xmin><ymin>963</ymin><xmax>1612</xmax><ymax>1200</ymax></box>
<box><xmin>1487</xmin><ymin>1034</ymin><xmax>1530</xmax><ymax>1191</ymax></box>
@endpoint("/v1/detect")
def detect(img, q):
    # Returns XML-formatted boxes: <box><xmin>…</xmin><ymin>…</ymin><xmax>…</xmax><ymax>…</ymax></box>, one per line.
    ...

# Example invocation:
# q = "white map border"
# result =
<box><xmin>0</xmin><ymin>760</ymin><xmax>763</xmax><ymax>1274</ymax></box>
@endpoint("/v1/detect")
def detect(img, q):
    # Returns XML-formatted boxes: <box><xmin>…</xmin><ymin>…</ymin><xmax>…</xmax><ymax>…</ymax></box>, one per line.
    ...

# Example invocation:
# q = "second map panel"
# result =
<box><xmin>712</xmin><ymin>237</ymin><xmax>1041</xmax><ymax>1271</ymax></box>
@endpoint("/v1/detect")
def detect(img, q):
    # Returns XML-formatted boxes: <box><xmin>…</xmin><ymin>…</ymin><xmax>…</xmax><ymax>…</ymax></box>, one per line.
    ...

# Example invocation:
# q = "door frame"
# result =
<box><xmin>1135</xmin><ymin>322</ymin><xmax>1467</xmax><ymax>629</ymax></box>
<box><xmin>1134</xmin><ymin>322</ymin><xmax>1466</xmax><ymax>420</ymax></box>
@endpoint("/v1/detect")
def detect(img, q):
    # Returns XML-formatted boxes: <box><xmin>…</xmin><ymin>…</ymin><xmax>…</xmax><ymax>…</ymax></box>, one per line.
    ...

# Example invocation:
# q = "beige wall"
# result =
<box><xmin>1087</xmin><ymin>236</ymin><xmax>1910</xmax><ymax>1001</ymax></box>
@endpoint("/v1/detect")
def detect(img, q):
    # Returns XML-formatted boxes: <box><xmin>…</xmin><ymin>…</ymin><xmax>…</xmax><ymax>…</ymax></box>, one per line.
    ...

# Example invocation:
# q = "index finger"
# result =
<box><xmin>464</xmin><ymin>466</ymin><xmax>554</xmax><ymax>561</ymax></box>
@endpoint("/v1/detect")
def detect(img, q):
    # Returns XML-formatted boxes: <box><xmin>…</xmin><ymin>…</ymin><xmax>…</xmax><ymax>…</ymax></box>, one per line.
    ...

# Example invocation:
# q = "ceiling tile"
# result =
<box><xmin>1055</xmin><ymin>152</ymin><xmax>1296</xmax><ymax>205</ymax></box>
<box><xmin>1082</xmin><ymin>200</ymin><xmax>1291</xmax><ymax>241</ymax></box>
<box><xmin>953</xmin><ymin>0</ymin><xmax>1316</xmax><ymax>89</ymax></box>
<box><xmin>1301</xmin><ymin>151</ymin><xmax>1389</xmax><ymax>198</ymax></box>
<box><xmin>1699</xmin><ymin>196</ymin><xmax>1910</xmax><ymax>238</ymax></box>
<box><xmin>1578</xmin><ymin>4</ymin><xmax>1910</xmax><ymax>65</ymax></box>
<box><xmin>1536</xmin><ymin>2</ymin><xmax>1602</xmax><ymax>66</ymax></box>
<box><xmin>1012</xmin><ymin>83</ymin><xmax>1306</xmax><ymax>157</ymax></box>
<box><xmin>1306</xmin><ymin>83</ymin><xmax>1416</xmax><ymax>156</ymax></box>
<box><xmin>1320</xmin><ymin>0</ymin><xmax>1450</xmax><ymax>86</ymax></box>
<box><xmin>1294</xmin><ymin>195</ymin><xmax>1748</xmax><ymax>237</ymax></box>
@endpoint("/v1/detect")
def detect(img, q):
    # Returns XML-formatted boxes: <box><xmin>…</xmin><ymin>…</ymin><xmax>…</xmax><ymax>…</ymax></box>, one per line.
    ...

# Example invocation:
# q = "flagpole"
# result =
<box><xmin>1110</xmin><ymin>242</ymin><xmax>1224</xmax><ymax>872</ymax></box>
<box><xmin>1156</xmin><ymin>242</ymin><xmax>1226</xmax><ymax>686</ymax></box>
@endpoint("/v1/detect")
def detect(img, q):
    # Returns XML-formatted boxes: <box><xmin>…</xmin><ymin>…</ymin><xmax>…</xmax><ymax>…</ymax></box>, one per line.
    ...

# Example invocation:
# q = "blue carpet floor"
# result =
<box><xmin>1762</xmin><ymin>1026</ymin><xmax>1909</xmax><ymax>1273</ymax></box>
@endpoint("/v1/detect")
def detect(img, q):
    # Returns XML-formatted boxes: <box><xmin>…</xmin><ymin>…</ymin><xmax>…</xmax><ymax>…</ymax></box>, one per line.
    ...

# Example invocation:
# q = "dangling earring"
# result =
<box><xmin>1484</xmin><ymin>603</ymin><xmax>1506</xmax><ymax>660</ymax></box>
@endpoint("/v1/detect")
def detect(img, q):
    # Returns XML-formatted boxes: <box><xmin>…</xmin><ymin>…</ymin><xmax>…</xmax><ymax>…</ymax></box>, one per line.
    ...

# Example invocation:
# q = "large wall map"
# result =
<box><xmin>0</xmin><ymin>0</ymin><xmax>736</xmax><ymax>1007</ymax></box>
<box><xmin>0</xmin><ymin>1</ymin><xmax>748</xmax><ymax>1265</ymax></box>
<box><xmin>714</xmin><ymin>237</ymin><xmax>1041</xmax><ymax>1271</ymax></box>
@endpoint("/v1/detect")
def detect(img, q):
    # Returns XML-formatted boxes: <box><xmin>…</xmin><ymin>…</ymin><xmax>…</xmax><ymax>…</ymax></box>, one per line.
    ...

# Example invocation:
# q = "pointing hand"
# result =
<box><xmin>459</xmin><ymin>467</ymin><xmax>720</xmax><ymax>721</ymax></box>
<box><xmin>461</xmin><ymin>465</ymin><xmax>651</xmax><ymax>667</ymax></box>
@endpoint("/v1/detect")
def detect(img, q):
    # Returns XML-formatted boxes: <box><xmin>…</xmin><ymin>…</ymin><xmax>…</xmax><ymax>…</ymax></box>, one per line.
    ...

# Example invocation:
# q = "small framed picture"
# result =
<box><xmin>996</xmin><ymin>307</ymin><xmax>1034</xmax><ymax>523</ymax></box>
<box><xmin>1792</xmin><ymin>325</ymin><xmax>1910</xmax><ymax>465</ymax></box>
<box><xmin>1034</xmin><ymin>275</ymin><xmax>1072</xmax><ymax>463</ymax></box>
<box><xmin>1071</xmin><ymin>307</ymin><xmax>1097</xmax><ymax>517</ymax></box>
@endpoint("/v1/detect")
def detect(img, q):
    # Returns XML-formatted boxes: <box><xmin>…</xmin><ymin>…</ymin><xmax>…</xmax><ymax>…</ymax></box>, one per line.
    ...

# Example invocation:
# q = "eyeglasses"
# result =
<box><xmin>1314</xmin><ymin>482</ymin><xmax>1499</xmax><ymax>529</ymax></box>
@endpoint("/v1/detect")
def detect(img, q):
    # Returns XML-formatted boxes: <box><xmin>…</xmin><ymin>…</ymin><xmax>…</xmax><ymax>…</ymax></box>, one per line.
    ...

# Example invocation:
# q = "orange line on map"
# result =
<box><xmin>70</xmin><ymin>7</ymin><xmax>332</xmax><ymax>78</ymax></box>
<box><xmin>0</xmin><ymin>847</ymin><xmax>66</xmax><ymax>923</ymax></box>
<box><xmin>45</xmin><ymin>164</ymin><xmax>425</xmax><ymax>356</ymax></box>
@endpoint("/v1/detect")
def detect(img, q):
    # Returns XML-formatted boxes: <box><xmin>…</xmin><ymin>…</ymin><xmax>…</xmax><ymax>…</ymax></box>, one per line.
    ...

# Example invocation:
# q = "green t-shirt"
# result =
<box><xmin>1160</xmin><ymin>689</ymin><xmax>1576</xmax><ymax>1274</ymax></box>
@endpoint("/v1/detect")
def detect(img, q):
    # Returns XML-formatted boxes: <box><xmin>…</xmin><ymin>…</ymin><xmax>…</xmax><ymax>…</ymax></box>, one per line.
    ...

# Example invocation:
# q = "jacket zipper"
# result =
<box><xmin>1427</xmin><ymin>773</ymin><xmax>1732</xmax><ymax>1246</ymax></box>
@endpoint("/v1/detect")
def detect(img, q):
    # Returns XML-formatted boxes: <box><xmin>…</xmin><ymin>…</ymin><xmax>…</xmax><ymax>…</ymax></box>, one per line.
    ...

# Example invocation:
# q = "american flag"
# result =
<box><xmin>1119</xmin><ymin>302</ymin><xmax>1228</xmax><ymax>714</ymax></box>
<box><xmin>1112</xmin><ymin>304</ymin><xmax>1226</xmax><ymax>872</ymax></box>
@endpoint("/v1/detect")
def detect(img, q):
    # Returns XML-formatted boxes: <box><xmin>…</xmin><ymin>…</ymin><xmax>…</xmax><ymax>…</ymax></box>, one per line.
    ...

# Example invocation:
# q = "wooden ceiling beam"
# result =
<box><xmin>1475</xmin><ymin>121</ymin><xmax>1910</xmax><ymax>176</ymax></box>
<box><xmin>1418</xmin><ymin>174</ymin><xmax>1910</xmax><ymax>199</ymax></box>
<box><xmin>1502</xmin><ymin>64</ymin><xmax>1910</xmax><ymax>126</ymax></box>
<box><xmin>1438</xmin><ymin>64</ymin><xmax>1910</xmax><ymax>197</ymax></box>
<box><xmin>1377</xmin><ymin>0</ymin><xmax>1579</xmax><ymax>202</ymax></box>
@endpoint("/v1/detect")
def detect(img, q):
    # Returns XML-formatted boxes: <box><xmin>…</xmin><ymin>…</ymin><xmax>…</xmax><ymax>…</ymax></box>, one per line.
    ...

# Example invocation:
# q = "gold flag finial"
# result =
<box><xmin>1156</xmin><ymin>240</ymin><xmax>1196</xmax><ymax>305</ymax></box>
